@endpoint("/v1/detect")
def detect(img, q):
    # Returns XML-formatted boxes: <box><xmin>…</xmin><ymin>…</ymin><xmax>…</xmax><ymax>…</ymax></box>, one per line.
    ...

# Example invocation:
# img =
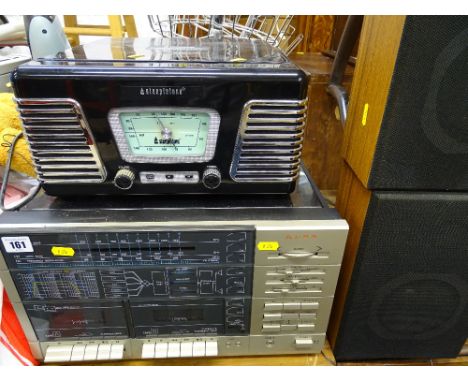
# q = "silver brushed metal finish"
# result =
<box><xmin>230</xmin><ymin>98</ymin><xmax>308</xmax><ymax>182</ymax></box>
<box><xmin>15</xmin><ymin>98</ymin><xmax>107</xmax><ymax>184</ymax></box>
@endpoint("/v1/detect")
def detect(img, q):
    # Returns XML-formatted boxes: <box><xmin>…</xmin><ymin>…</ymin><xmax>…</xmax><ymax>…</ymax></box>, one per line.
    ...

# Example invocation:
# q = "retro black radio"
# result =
<box><xmin>11</xmin><ymin>37</ymin><xmax>309</xmax><ymax>196</ymax></box>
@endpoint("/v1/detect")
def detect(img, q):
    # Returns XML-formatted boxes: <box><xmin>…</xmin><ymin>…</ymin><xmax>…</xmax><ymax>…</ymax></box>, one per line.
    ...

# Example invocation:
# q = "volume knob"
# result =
<box><xmin>114</xmin><ymin>168</ymin><xmax>135</xmax><ymax>190</ymax></box>
<box><xmin>202</xmin><ymin>166</ymin><xmax>221</xmax><ymax>189</ymax></box>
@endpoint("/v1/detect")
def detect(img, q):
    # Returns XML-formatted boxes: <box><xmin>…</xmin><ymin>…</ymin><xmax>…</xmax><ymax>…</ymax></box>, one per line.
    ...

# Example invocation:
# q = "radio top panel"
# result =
<box><xmin>11</xmin><ymin>38</ymin><xmax>309</xmax><ymax>197</ymax></box>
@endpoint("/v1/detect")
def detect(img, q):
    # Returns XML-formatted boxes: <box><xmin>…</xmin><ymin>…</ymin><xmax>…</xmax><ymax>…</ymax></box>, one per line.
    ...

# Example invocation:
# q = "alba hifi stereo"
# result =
<box><xmin>0</xmin><ymin>169</ymin><xmax>347</xmax><ymax>363</ymax></box>
<box><xmin>11</xmin><ymin>37</ymin><xmax>309</xmax><ymax>196</ymax></box>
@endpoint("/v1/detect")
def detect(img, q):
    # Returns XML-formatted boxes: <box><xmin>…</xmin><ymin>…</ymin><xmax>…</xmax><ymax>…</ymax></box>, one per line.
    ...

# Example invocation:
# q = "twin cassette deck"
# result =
<box><xmin>0</xmin><ymin>170</ymin><xmax>348</xmax><ymax>362</ymax></box>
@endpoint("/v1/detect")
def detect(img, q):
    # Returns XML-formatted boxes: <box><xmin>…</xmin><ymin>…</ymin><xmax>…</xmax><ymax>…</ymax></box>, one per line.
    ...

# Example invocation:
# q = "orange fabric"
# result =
<box><xmin>1</xmin><ymin>290</ymin><xmax>39</xmax><ymax>365</ymax></box>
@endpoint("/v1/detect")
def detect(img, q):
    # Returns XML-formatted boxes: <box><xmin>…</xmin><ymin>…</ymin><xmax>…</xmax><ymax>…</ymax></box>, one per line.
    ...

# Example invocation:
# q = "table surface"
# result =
<box><xmin>59</xmin><ymin>340</ymin><xmax>468</xmax><ymax>366</ymax></box>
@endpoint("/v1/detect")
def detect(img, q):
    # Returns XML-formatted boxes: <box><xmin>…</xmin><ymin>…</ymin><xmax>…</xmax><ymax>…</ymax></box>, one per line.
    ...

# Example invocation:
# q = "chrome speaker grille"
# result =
<box><xmin>16</xmin><ymin>98</ymin><xmax>106</xmax><ymax>183</ymax></box>
<box><xmin>230</xmin><ymin>99</ymin><xmax>307</xmax><ymax>182</ymax></box>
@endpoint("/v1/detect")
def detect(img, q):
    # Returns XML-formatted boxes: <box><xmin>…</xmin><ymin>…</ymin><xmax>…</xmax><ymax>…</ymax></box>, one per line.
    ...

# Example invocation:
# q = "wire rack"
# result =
<box><xmin>148</xmin><ymin>15</ymin><xmax>303</xmax><ymax>55</ymax></box>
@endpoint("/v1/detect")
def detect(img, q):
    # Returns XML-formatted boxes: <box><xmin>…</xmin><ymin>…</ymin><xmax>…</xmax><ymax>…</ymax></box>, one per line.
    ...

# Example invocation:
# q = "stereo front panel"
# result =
<box><xmin>0</xmin><ymin>218</ymin><xmax>347</xmax><ymax>362</ymax></box>
<box><xmin>2</xmin><ymin>231</ymin><xmax>253</xmax><ymax>269</ymax></box>
<box><xmin>11</xmin><ymin>267</ymin><xmax>252</xmax><ymax>301</ymax></box>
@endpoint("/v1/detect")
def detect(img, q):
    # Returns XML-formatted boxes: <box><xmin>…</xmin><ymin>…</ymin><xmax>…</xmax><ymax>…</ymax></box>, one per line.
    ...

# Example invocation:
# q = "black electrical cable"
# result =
<box><xmin>0</xmin><ymin>132</ymin><xmax>41</xmax><ymax>211</ymax></box>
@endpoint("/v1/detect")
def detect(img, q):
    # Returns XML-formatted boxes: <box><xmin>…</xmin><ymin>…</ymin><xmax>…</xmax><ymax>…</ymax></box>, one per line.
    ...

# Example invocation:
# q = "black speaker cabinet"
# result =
<box><xmin>343</xmin><ymin>16</ymin><xmax>468</xmax><ymax>191</ymax></box>
<box><xmin>328</xmin><ymin>163</ymin><xmax>468</xmax><ymax>361</ymax></box>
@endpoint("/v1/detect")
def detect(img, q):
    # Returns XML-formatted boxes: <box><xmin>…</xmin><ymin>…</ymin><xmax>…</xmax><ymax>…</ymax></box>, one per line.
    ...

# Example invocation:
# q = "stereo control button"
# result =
<box><xmin>297</xmin><ymin>323</ymin><xmax>315</xmax><ymax>332</ymax></box>
<box><xmin>167</xmin><ymin>342</ymin><xmax>181</xmax><ymax>358</ymax></box>
<box><xmin>264</xmin><ymin>302</ymin><xmax>283</xmax><ymax>311</ymax></box>
<box><xmin>180</xmin><ymin>342</ymin><xmax>193</xmax><ymax>357</ymax></box>
<box><xmin>283</xmin><ymin>302</ymin><xmax>301</xmax><ymax>311</ymax></box>
<box><xmin>155</xmin><ymin>342</ymin><xmax>169</xmax><ymax>358</ymax></box>
<box><xmin>44</xmin><ymin>345</ymin><xmax>73</xmax><ymax>363</ymax></box>
<box><xmin>96</xmin><ymin>344</ymin><xmax>111</xmax><ymax>360</ymax></box>
<box><xmin>83</xmin><ymin>344</ymin><xmax>99</xmax><ymax>361</ymax></box>
<box><xmin>141</xmin><ymin>343</ymin><xmax>156</xmax><ymax>359</ymax></box>
<box><xmin>280</xmin><ymin>324</ymin><xmax>297</xmax><ymax>331</ymax></box>
<box><xmin>282</xmin><ymin>313</ymin><xmax>299</xmax><ymax>320</ymax></box>
<box><xmin>262</xmin><ymin>324</ymin><xmax>281</xmax><ymax>333</ymax></box>
<box><xmin>263</xmin><ymin>313</ymin><xmax>282</xmax><ymax>321</ymax></box>
<box><xmin>299</xmin><ymin>313</ymin><xmax>316</xmax><ymax>320</ymax></box>
<box><xmin>205</xmin><ymin>341</ymin><xmax>218</xmax><ymax>357</ymax></box>
<box><xmin>202</xmin><ymin>166</ymin><xmax>221</xmax><ymax>189</ymax></box>
<box><xmin>70</xmin><ymin>345</ymin><xmax>86</xmax><ymax>362</ymax></box>
<box><xmin>301</xmin><ymin>302</ymin><xmax>319</xmax><ymax>310</ymax></box>
<box><xmin>295</xmin><ymin>338</ymin><xmax>314</xmax><ymax>348</ymax></box>
<box><xmin>192</xmin><ymin>341</ymin><xmax>206</xmax><ymax>357</ymax></box>
<box><xmin>114</xmin><ymin>168</ymin><xmax>135</xmax><ymax>190</ymax></box>
<box><xmin>110</xmin><ymin>344</ymin><xmax>124</xmax><ymax>360</ymax></box>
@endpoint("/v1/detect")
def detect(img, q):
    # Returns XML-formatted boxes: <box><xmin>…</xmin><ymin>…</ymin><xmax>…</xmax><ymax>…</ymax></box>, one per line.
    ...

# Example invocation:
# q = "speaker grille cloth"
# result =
<box><xmin>369</xmin><ymin>16</ymin><xmax>468</xmax><ymax>190</ymax></box>
<box><xmin>334</xmin><ymin>192</ymin><xmax>468</xmax><ymax>361</ymax></box>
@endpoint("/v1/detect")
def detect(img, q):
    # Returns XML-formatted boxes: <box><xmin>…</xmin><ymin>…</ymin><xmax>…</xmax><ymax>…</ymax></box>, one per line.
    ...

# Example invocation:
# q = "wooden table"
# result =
<box><xmin>54</xmin><ymin>340</ymin><xmax>468</xmax><ymax>366</ymax></box>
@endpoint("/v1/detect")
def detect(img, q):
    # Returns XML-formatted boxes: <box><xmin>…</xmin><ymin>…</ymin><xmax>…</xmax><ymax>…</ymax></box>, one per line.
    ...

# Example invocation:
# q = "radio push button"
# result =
<box><xmin>202</xmin><ymin>166</ymin><xmax>221</xmax><ymax>189</ymax></box>
<box><xmin>114</xmin><ymin>168</ymin><xmax>135</xmax><ymax>190</ymax></box>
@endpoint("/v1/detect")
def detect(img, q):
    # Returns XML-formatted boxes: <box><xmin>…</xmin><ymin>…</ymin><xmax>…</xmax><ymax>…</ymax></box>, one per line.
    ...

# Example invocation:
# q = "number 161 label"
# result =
<box><xmin>1</xmin><ymin>236</ymin><xmax>34</xmax><ymax>253</ymax></box>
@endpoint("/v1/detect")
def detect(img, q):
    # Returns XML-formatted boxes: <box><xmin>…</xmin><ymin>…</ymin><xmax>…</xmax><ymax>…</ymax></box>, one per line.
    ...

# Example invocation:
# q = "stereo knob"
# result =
<box><xmin>202</xmin><ymin>166</ymin><xmax>221</xmax><ymax>189</ymax></box>
<box><xmin>114</xmin><ymin>168</ymin><xmax>135</xmax><ymax>190</ymax></box>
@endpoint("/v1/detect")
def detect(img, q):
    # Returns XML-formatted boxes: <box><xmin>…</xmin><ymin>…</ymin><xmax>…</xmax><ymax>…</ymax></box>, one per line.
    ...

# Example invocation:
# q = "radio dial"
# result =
<box><xmin>114</xmin><ymin>168</ymin><xmax>135</xmax><ymax>190</ymax></box>
<box><xmin>202</xmin><ymin>166</ymin><xmax>221</xmax><ymax>189</ymax></box>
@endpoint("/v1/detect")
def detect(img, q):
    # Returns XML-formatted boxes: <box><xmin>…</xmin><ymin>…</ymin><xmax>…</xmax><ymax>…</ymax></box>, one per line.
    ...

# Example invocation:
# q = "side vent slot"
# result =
<box><xmin>16</xmin><ymin>98</ymin><xmax>106</xmax><ymax>183</ymax></box>
<box><xmin>230</xmin><ymin>99</ymin><xmax>307</xmax><ymax>182</ymax></box>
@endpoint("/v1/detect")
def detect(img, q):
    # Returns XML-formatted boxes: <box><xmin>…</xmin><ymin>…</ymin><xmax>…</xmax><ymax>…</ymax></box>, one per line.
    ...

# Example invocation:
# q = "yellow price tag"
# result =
<box><xmin>127</xmin><ymin>54</ymin><xmax>145</xmax><ymax>60</ymax></box>
<box><xmin>362</xmin><ymin>103</ymin><xmax>369</xmax><ymax>126</ymax></box>
<box><xmin>230</xmin><ymin>57</ymin><xmax>247</xmax><ymax>63</ymax></box>
<box><xmin>51</xmin><ymin>246</ymin><xmax>75</xmax><ymax>257</ymax></box>
<box><xmin>257</xmin><ymin>241</ymin><xmax>280</xmax><ymax>251</ymax></box>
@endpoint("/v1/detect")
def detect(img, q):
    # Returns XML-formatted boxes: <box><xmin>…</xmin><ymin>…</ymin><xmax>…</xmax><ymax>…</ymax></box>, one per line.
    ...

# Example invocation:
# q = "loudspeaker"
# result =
<box><xmin>343</xmin><ymin>16</ymin><xmax>468</xmax><ymax>191</ymax></box>
<box><xmin>328</xmin><ymin>163</ymin><xmax>468</xmax><ymax>361</ymax></box>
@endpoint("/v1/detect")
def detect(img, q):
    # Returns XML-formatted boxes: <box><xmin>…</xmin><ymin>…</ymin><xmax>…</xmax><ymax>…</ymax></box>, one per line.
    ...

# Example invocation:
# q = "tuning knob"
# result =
<box><xmin>114</xmin><ymin>168</ymin><xmax>135</xmax><ymax>190</ymax></box>
<box><xmin>202</xmin><ymin>166</ymin><xmax>221</xmax><ymax>189</ymax></box>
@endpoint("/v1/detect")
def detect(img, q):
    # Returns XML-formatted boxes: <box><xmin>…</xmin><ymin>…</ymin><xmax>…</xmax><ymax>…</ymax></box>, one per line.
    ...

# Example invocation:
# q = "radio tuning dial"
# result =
<box><xmin>202</xmin><ymin>166</ymin><xmax>221</xmax><ymax>189</ymax></box>
<box><xmin>114</xmin><ymin>168</ymin><xmax>135</xmax><ymax>190</ymax></box>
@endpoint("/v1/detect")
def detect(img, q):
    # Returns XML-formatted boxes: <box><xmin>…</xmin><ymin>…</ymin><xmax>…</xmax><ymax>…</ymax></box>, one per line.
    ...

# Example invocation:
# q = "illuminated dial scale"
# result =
<box><xmin>119</xmin><ymin>110</ymin><xmax>211</xmax><ymax>157</ymax></box>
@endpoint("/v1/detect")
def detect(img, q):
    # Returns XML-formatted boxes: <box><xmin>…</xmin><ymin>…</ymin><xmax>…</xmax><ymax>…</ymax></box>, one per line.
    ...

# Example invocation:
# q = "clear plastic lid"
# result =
<box><xmin>40</xmin><ymin>37</ymin><xmax>288</xmax><ymax>65</ymax></box>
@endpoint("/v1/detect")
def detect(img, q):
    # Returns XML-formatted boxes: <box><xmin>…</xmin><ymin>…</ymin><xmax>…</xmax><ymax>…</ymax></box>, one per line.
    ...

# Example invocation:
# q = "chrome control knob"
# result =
<box><xmin>202</xmin><ymin>166</ymin><xmax>221</xmax><ymax>189</ymax></box>
<box><xmin>114</xmin><ymin>168</ymin><xmax>135</xmax><ymax>190</ymax></box>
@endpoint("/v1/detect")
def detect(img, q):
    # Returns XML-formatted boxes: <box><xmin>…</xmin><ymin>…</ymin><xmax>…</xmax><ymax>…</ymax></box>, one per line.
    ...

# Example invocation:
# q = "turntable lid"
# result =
<box><xmin>35</xmin><ymin>37</ymin><xmax>290</xmax><ymax>66</ymax></box>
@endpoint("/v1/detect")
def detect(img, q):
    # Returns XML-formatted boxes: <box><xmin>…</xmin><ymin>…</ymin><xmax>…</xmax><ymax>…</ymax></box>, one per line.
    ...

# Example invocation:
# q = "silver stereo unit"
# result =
<box><xmin>0</xmin><ymin>169</ymin><xmax>348</xmax><ymax>363</ymax></box>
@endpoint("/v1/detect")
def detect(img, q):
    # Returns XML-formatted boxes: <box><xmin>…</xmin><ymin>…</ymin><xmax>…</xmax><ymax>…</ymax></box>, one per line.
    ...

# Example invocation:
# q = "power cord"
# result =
<box><xmin>0</xmin><ymin>132</ymin><xmax>41</xmax><ymax>211</ymax></box>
